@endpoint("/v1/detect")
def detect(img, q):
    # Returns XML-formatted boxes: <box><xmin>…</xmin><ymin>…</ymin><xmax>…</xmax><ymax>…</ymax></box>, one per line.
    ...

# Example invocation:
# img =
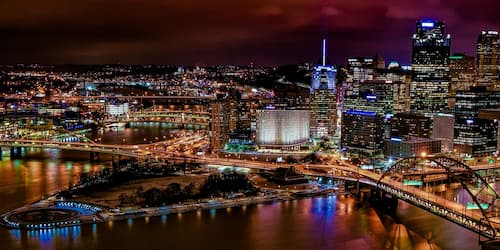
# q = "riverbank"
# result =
<box><xmin>0</xmin><ymin>173</ymin><xmax>341</xmax><ymax>230</ymax></box>
<box><xmin>107</xmin><ymin>192</ymin><xmax>295</xmax><ymax>221</ymax></box>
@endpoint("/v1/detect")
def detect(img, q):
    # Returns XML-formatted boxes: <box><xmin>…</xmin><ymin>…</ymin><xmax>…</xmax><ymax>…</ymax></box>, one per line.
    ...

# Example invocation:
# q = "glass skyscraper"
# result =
<box><xmin>410</xmin><ymin>19</ymin><xmax>451</xmax><ymax>115</ymax></box>
<box><xmin>477</xmin><ymin>30</ymin><xmax>499</xmax><ymax>89</ymax></box>
<box><xmin>454</xmin><ymin>87</ymin><xmax>500</xmax><ymax>156</ymax></box>
<box><xmin>310</xmin><ymin>39</ymin><xmax>337</xmax><ymax>140</ymax></box>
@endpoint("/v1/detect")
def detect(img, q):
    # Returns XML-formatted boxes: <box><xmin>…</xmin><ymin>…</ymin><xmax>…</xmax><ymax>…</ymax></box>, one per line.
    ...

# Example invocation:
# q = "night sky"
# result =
<box><xmin>0</xmin><ymin>0</ymin><xmax>499</xmax><ymax>66</ymax></box>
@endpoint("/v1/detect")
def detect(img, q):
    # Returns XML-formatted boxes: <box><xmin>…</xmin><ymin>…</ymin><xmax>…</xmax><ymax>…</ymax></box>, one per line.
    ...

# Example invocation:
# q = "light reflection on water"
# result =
<box><xmin>1</xmin><ymin>195</ymin><xmax>483</xmax><ymax>250</ymax></box>
<box><xmin>0</xmin><ymin>125</ymin><xmax>487</xmax><ymax>250</ymax></box>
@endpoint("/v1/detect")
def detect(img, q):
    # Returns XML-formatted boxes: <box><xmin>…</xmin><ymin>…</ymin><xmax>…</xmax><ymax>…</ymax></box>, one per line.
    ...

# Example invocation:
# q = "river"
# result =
<box><xmin>0</xmin><ymin>124</ymin><xmax>482</xmax><ymax>250</ymax></box>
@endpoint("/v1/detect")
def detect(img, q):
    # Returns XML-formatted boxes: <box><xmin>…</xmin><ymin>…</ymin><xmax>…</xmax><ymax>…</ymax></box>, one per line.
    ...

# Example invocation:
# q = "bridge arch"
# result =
<box><xmin>377</xmin><ymin>155</ymin><xmax>500</xmax><ymax>238</ymax></box>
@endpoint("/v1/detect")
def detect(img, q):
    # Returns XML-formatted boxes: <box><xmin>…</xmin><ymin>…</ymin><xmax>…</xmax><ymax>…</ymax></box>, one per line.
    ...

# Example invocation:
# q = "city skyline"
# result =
<box><xmin>0</xmin><ymin>0</ymin><xmax>499</xmax><ymax>66</ymax></box>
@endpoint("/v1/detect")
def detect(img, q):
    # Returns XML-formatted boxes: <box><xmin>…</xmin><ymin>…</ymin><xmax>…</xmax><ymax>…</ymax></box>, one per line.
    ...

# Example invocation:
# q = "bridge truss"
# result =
<box><xmin>377</xmin><ymin>156</ymin><xmax>500</xmax><ymax>239</ymax></box>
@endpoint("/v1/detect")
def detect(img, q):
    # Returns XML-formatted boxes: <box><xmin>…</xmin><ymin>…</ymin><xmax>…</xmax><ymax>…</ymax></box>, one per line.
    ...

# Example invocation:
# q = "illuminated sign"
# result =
<box><xmin>421</xmin><ymin>22</ymin><xmax>435</xmax><ymax>28</ymax></box>
<box><xmin>366</xmin><ymin>95</ymin><xmax>377</xmax><ymax>100</ymax></box>
<box><xmin>391</xmin><ymin>137</ymin><xmax>402</xmax><ymax>142</ymax></box>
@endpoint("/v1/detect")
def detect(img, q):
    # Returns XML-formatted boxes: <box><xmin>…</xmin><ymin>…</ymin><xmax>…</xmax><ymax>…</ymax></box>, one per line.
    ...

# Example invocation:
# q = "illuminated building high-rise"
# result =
<box><xmin>344</xmin><ymin>56</ymin><xmax>410</xmax><ymax>113</ymax></box>
<box><xmin>310</xmin><ymin>39</ymin><xmax>337</xmax><ymax>140</ymax></box>
<box><xmin>341</xmin><ymin>110</ymin><xmax>384</xmax><ymax>156</ymax></box>
<box><xmin>477</xmin><ymin>30</ymin><xmax>499</xmax><ymax>88</ymax></box>
<box><xmin>410</xmin><ymin>19</ymin><xmax>451</xmax><ymax>115</ymax></box>
<box><xmin>210</xmin><ymin>95</ymin><xmax>229</xmax><ymax>152</ymax></box>
<box><xmin>449</xmin><ymin>53</ymin><xmax>475</xmax><ymax>108</ymax></box>
<box><xmin>344</xmin><ymin>57</ymin><xmax>375</xmax><ymax>111</ymax></box>
<box><xmin>454</xmin><ymin>87</ymin><xmax>500</xmax><ymax>156</ymax></box>
<box><xmin>226</xmin><ymin>89</ymin><xmax>251</xmax><ymax>140</ymax></box>
<box><xmin>391</xmin><ymin>112</ymin><xmax>432</xmax><ymax>139</ymax></box>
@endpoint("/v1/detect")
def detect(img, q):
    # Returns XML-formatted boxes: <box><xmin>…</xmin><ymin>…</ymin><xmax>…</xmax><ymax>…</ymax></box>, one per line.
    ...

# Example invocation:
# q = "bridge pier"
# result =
<box><xmin>370</xmin><ymin>189</ymin><xmax>398</xmax><ymax>213</ymax></box>
<box><xmin>90</xmin><ymin>152</ymin><xmax>101</xmax><ymax>162</ymax></box>
<box><xmin>10</xmin><ymin>147</ymin><xmax>22</xmax><ymax>159</ymax></box>
<box><xmin>356</xmin><ymin>180</ymin><xmax>360</xmax><ymax>196</ymax></box>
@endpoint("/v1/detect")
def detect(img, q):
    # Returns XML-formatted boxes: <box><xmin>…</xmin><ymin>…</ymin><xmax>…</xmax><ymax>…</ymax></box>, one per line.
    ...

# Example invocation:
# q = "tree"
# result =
<box><xmin>143</xmin><ymin>188</ymin><xmax>162</xmax><ymax>206</ymax></box>
<box><xmin>183</xmin><ymin>183</ymin><xmax>196</xmax><ymax>199</ymax></box>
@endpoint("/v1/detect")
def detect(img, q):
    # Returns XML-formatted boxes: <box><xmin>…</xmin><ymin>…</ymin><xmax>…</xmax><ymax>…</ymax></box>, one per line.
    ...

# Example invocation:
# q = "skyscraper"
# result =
<box><xmin>341</xmin><ymin>110</ymin><xmax>384</xmax><ymax>156</ymax></box>
<box><xmin>410</xmin><ymin>19</ymin><xmax>451</xmax><ymax>115</ymax></box>
<box><xmin>310</xmin><ymin>39</ymin><xmax>337</xmax><ymax>140</ymax></box>
<box><xmin>449</xmin><ymin>53</ymin><xmax>475</xmax><ymax>108</ymax></box>
<box><xmin>454</xmin><ymin>87</ymin><xmax>500</xmax><ymax>156</ymax></box>
<box><xmin>477</xmin><ymin>30</ymin><xmax>499</xmax><ymax>88</ymax></box>
<box><xmin>210</xmin><ymin>95</ymin><xmax>228</xmax><ymax>152</ymax></box>
<box><xmin>344</xmin><ymin>57</ymin><xmax>375</xmax><ymax>111</ymax></box>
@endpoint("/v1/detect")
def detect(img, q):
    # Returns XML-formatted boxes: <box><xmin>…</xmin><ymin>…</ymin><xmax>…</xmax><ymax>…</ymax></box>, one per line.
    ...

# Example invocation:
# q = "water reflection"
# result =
<box><xmin>0</xmin><ymin>125</ymin><xmax>486</xmax><ymax>250</ymax></box>
<box><xmin>0</xmin><ymin>159</ymin><xmax>105</xmax><ymax>215</ymax></box>
<box><xmin>8</xmin><ymin>226</ymin><xmax>81</xmax><ymax>249</ymax></box>
<box><xmin>1</xmin><ymin>195</ymin><xmax>484</xmax><ymax>250</ymax></box>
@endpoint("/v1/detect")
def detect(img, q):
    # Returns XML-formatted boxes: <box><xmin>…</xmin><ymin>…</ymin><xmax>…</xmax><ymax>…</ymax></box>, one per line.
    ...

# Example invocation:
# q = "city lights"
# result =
<box><xmin>0</xmin><ymin>1</ymin><xmax>499</xmax><ymax>249</ymax></box>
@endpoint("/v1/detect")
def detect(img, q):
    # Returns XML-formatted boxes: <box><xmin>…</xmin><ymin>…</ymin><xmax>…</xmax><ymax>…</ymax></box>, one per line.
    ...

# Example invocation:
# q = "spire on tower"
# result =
<box><xmin>322</xmin><ymin>39</ymin><xmax>326</xmax><ymax>66</ymax></box>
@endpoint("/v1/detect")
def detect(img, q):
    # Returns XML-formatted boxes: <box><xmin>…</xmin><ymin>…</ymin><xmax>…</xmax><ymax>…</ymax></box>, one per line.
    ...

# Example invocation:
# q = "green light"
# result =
<box><xmin>489</xmin><ymin>159</ymin><xmax>495</xmax><ymax>164</ymax></box>
<box><xmin>466</xmin><ymin>202</ymin><xmax>489</xmax><ymax>210</ymax></box>
<box><xmin>450</xmin><ymin>55</ymin><xmax>464</xmax><ymax>60</ymax></box>
<box><xmin>403</xmin><ymin>179</ymin><xmax>423</xmax><ymax>186</ymax></box>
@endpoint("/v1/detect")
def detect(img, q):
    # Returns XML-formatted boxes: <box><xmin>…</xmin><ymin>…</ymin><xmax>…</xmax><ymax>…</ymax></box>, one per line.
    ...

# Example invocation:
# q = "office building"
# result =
<box><xmin>432</xmin><ymin>113</ymin><xmax>455</xmax><ymax>152</ymax></box>
<box><xmin>344</xmin><ymin>57</ymin><xmax>375</xmax><ymax>111</ymax></box>
<box><xmin>385</xmin><ymin>137</ymin><xmax>442</xmax><ymax>158</ymax></box>
<box><xmin>105</xmin><ymin>102</ymin><xmax>129</xmax><ymax>116</ymax></box>
<box><xmin>341</xmin><ymin>110</ymin><xmax>384</xmax><ymax>155</ymax></box>
<box><xmin>454</xmin><ymin>87</ymin><xmax>500</xmax><ymax>156</ymax></box>
<box><xmin>391</xmin><ymin>112</ymin><xmax>432</xmax><ymax>139</ymax></box>
<box><xmin>449</xmin><ymin>53</ymin><xmax>475</xmax><ymax>108</ymax></box>
<box><xmin>477</xmin><ymin>31</ymin><xmax>499</xmax><ymax>88</ymax></box>
<box><xmin>410</xmin><ymin>19</ymin><xmax>451</xmax><ymax>115</ymax></box>
<box><xmin>210</xmin><ymin>94</ymin><xmax>229</xmax><ymax>152</ymax></box>
<box><xmin>310</xmin><ymin>39</ymin><xmax>337</xmax><ymax>140</ymax></box>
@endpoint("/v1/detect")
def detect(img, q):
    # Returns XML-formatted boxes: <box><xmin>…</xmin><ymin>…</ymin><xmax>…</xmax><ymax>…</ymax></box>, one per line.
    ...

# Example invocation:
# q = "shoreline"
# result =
<box><xmin>0</xmin><ymin>188</ymin><xmax>343</xmax><ymax>230</ymax></box>
<box><xmin>107</xmin><ymin>193</ymin><xmax>294</xmax><ymax>221</ymax></box>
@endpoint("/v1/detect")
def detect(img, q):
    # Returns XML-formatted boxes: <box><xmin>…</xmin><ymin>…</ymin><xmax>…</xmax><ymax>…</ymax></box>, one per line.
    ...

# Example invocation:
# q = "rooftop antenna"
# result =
<box><xmin>322</xmin><ymin>39</ymin><xmax>326</xmax><ymax>66</ymax></box>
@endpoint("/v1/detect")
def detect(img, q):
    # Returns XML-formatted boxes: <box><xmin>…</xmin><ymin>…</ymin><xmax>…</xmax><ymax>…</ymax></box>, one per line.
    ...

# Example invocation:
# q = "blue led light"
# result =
<box><xmin>421</xmin><ymin>22</ymin><xmax>435</xmax><ymax>28</ymax></box>
<box><xmin>345</xmin><ymin>110</ymin><xmax>376</xmax><ymax>117</ymax></box>
<box><xmin>391</xmin><ymin>137</ymin><xmax>402</xmax><ymax>142</ymax></box>
<box><xmin>366</xmin><ymin>95</ymin><xmax>377</xmax><ymax>100</ymax></box>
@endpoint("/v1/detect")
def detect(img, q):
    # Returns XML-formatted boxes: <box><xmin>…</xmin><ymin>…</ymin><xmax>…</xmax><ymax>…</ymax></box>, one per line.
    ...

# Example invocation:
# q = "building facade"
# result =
<box><xmin>391</xmin><ymin>112</ymin><xmax>432</xmax><ymax>139</ymax></box>
<box><xmin>310</xmin><ymin>39</ymin><xmax>337</xmax><ymax>140</ymax></box>
<box><xmin>477</xmin><ymin>30</ymin><xmax>499</xmax><ymax>89</ymax></box>
<box><xmin>341</xmin><ymin>110</ymin><xmax>384</xmax><ymax>155</ymax></box>
<box><xmin>454</xmin><ymin>87</ymin><xmax>500</xmax><ymax>156</ymax></box>
<box><xmin>385</xmin><ymin>137</ymin><xmax>442</xmax><ymax>158</ymax></box>
<box><xmin>449</xmin><ymin>53</ymin><xmax>475</xmax><ymax>108</ymax></box>
<box><xmin>256</xmin><ymin>109</ymin><xmax>310</xmax><ymax>150</ymax></box>
<box><xmin>410</xmin><ymin>19</ymin><xmax>451</xmax><ymax>115</ymax></box>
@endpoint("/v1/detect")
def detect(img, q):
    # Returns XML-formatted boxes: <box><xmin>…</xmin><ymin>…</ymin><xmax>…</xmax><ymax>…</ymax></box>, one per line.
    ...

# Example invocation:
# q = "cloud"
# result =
<box><xmin>0</xmin><ymin>0</ymin><xmax>497</xmax><ymax>65</ymax></box>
